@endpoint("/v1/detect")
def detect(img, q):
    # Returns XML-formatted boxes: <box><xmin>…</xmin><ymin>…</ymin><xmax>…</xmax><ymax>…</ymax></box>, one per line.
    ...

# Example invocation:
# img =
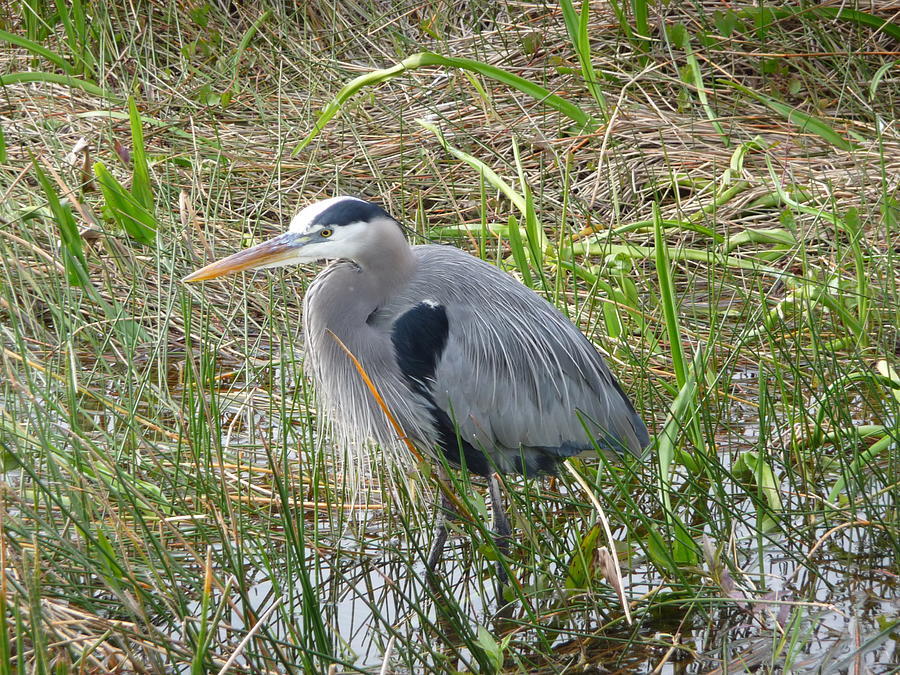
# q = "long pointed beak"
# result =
<box><xmin>182</xmin><ymin>233</ymin><xmax>305</xmax><ymax>282</ymax></box>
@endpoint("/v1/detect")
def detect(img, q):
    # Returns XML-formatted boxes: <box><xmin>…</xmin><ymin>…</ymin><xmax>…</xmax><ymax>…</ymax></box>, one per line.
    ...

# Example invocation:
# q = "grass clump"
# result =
<box><xmin>1</xmin><ymin>1</ymin><xmax>898</xmax><ymax>673</ymax></box>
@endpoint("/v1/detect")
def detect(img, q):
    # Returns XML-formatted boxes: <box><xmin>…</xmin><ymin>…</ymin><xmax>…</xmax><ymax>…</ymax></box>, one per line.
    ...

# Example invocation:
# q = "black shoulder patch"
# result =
<box><xmin>392</xmin><ymin>303</ymin><xmax>493</xmax><ymax>476</ymax></box>
<box><xmin>312</xmin><ymin>198</ymin><xmax>390</xmax><ymax>228</ymax></box>
<box><xmin>391</xmin><ymin>302</ymin><xmax>449</xmax><ymax>390</ymax></box>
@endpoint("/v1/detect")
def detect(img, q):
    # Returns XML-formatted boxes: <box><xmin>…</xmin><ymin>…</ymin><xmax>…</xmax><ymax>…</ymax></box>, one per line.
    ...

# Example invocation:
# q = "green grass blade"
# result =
<box><xmin>560</xmin><ymin>0</ymin><xmax>609</xmax><ymax>117</ymax></box>
<box><xmin>418</xmin><ymin>119</ymin><xmax>552</xmax><ymax>274</ymax></box>
<box><xmin>723</xmin><ymin>228</ymin><xmax>796</xmax><ymax>254</ymax></box>
<box><xmin>401</xmin><ymin>53</ymin><xmax>596</xmax><ymax>129</ymax></box>
<box><xmin>653</xmin><ymin>202</ymin><xmax>687</xmax><ymax>387</ymax></box>
<box><xmin>32</xmin><ymin>160</ymin><xmax>89</xmax><ymax>287</ymax></box>
<box><xmin>418</xmin><ymin>120</ymin><xmax>522</xmax><ymax>211</ymax></box>
<box><xmin>511</xmin><ymin>136</ymin><xmax>550</xmax><ymax>286</ymax></box>
<box><xmin>734</xmin><ymin>450</ymin><xmax>782</xmax><ymax>533</ymax></box>
<box><xmin>651</xmin><ymin>204</ymin><xmax>703</xmax><ymax>567</ymax></box>
<box><xmin>632</xmin><ymin>0</ymin><xmax>650</xmax><ymax>41</ymax></box>
<box><xmin>828</xmin><ymin>433</ymin><xmax>896</xmax><ymax>505</ymax></box>
<box><xmin>840</xmin><ymin>207</ymin><xmax>869</xmax><ymax>342</ymax></box>
<box><xmin>811</xmin><ymin>6</ymin><xmax>900</xmax><ymax>41</ymax></box>
<box><xmin>560</xmin><ymin>0</ymin><xmax>580</xmax><ymax>43</ymax></box>
<box><xmin>506</xmin><ymin>213</ymin><xmax>533</xmax><ymax>288</ymax></box>
<box><xmin>655</xmin><ymin>361</ymin><xmax>701</xmax><ymax>567</ymax></box>
<box><xmin>0</xmin><ymin>29</ymin><xmax>76</xmax><ymax>74</ymax></box>
<box><xmin>127</xmin><ymin>96</ymin><xmax>154</xmax><ymax>216</ymax></box>
<box><xmin>669</xmin><ymin>25</ymin><xmax>729</xmax><ymax>146</ymax></box>
<box><xmin>573</xmin><ymin>239</ymin><xmax>784</xmax><ymax>273</ymax></box>
<box><xmin>93</xmin><ymin>161</ymin><xmax>156</xmax><ymax>244</ymax></box>
<box><xmin>603</xmin><ymin>0</ymin><xmax>634</xmax><ymax>41</ymax></box>
<box><xmin>719</xmin><ymin>78</ymin><xmax>857</xmax><ymax>151</ymax></box>
<box><xmin>876</xmin><ymin>360</ymin><xmax>900</xmax><ymax>406</ymax></box>
<box><xmin>564</xmin><ymin>522</ymin><xmax>602</xmax><ymax>589</ymax></box>
<box><xmin>869</xmin><ymin>60</ymin><xmax>899</xmax><ymax>100</ymax></box>
<box><xmin>233</xmin><ymin>9</ymin><xmax>271</xmax><ymax>84</ymax></box>
<box><xmin>54</xmin><ymin>0</ymin><xmax>95</xmax><ymax>76</ymax></box>
<box><xmin>474</xmin><ymin>626</ymin><xmax>503</xmax><ymax>673</ymax></box>
<box><xmin>739</xmin><ymin>6</ymin><xmax>900</xmax><ymax>42</ymax></box>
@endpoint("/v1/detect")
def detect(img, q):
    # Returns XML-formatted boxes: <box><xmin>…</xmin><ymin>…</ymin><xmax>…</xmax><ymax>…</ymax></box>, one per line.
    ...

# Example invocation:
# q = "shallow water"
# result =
<box><xmin>172</xmin><ymin>495</ymin><xmax>897</xmax><ymax>673</ymax></box>
<box><xmin>152</xmin><ymin>362</ymin><xmax>900</xmax><ymax>673</ymax></box>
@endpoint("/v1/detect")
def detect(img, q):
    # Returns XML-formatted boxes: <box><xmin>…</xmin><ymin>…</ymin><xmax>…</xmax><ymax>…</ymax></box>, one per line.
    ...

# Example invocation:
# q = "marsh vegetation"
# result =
<box><xmin>1</xmin><ymin>1</ymin><xmax>898</xmax><ymax>672</ymax></box>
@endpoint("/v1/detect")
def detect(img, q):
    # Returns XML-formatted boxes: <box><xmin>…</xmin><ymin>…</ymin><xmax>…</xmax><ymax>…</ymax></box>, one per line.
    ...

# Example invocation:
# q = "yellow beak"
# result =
<box><xmin>182</xmin><ymin>233</ymin><xmax>305</xmax><ymax>282</ymax></box>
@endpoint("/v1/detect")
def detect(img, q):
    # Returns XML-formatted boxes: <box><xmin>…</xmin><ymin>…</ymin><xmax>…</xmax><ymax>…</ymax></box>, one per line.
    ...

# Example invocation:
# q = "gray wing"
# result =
<box><xmin>388</xmin><ymin>245</ymin><xmax>649</xmax><ymax>476</ymax></box>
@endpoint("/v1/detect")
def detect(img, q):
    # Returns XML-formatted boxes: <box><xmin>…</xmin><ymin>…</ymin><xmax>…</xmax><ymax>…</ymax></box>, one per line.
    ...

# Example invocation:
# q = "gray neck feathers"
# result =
<box><xmin>302</xmin><ymin>216</ymin><xmax>425</xmax><ymax>456</ymax></box>
<box><xmin>353</xmin><ymin>216</ymin><xmax>416</xmax><ymax>307</ymax></box>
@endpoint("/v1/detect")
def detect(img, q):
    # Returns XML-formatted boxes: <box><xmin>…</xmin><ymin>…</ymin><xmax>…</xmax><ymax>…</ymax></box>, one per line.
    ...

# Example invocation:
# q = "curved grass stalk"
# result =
<box><xmin>723</xmin><ymin>228</ymin><xmax>796</xmax><ymax>255</ymax></box>
<box><xmin>574</xmin><ymin>218</ymin><xmax>724</xmax><ymax>243</ymax></box>
<box><xmin>418</xmin><ymin>120</ymin><xmax>525</xmax><ymax>214</ymax></box>
<box><xmin>876</xmin><ymin>360</ymin><xmax>900</xmax><ymax>406</ymax></box>
<box><xmin>292</xmin><ymin>52</ymin><xmax>597</xmax><ymax>155</ymax></box>
<box><xmin>828</xmin><ymin>434</ymin><xmax>895</xmax><ymax>505</ymax></box>
<box><xmin>870</xmin><ymin>60</ymin><xmax>899</xmax><ymax>100</ymax></box>
<box><xmin>734</xmin><ymin>450</ymin><xmax>782</xmax><ymax>533</ymax></box>
<box><xmin>564</xmin><ymin>461</ymin><xmax>632</xmax><ymax>624</ymax></box>
<box><xmin>0</xmin><ymin>70</ymin><xmax>116</xmax><ymax>101</ymax></box>
<box><xmin>573</xmin><ymin>240</ymin><xmax>784</xmax><ymax>274</ymax></box>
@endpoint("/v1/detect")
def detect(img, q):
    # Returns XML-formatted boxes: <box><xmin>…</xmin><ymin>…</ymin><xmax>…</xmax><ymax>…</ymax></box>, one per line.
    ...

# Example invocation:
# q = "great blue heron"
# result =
<box><xmin>184</xmin><ymin>196</ymin><xmax>650</xmax><ymax>584</ymax></box>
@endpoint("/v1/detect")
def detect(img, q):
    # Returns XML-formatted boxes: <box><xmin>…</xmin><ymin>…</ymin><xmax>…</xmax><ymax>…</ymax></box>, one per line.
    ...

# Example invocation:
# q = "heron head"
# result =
<box><xmin>182</xmin><ymin>196</ymin><xmax>398</xmax><ymax>282</ymax></box>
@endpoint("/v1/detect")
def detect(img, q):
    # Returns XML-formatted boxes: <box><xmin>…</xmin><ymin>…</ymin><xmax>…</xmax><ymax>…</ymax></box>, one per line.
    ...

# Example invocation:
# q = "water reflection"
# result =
<box><xmin>177</xmin><ymin>510</ymin><xmax>897</xmax><ymax>673</ymax></box>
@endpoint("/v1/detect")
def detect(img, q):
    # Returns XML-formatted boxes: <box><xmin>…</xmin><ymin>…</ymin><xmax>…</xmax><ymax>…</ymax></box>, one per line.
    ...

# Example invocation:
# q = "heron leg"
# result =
<box><xmin>427</xmin><ymin>490</ymin><xmax>455</xmax><ymax>571</ymax></box>
<box><xmin>488</xmin><ymin>473</ymin><xmax>511</xmax><ymax>587</ymax></box>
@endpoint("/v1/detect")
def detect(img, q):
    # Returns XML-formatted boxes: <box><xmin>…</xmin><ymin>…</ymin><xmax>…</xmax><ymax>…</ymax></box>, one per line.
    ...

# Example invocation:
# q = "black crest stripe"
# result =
<box><xmin>312</xmin><ymin>199</ymin><xmax>389</xmax><ymax>227</ymax></box>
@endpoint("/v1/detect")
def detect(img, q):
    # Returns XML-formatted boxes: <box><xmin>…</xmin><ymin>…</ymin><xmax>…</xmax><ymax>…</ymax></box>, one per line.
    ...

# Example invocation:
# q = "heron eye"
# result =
<box><xmin>320</xmin><ymin>228</ymin><xmax>333</xmax><ymax>238</ymax></box>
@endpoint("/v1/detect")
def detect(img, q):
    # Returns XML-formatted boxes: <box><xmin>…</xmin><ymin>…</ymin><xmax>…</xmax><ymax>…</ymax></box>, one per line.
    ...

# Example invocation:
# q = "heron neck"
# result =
<box><xmin>355</xmin><ymin>229</ymin><xmax>416</xmax><ymax>305</ymax></box>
